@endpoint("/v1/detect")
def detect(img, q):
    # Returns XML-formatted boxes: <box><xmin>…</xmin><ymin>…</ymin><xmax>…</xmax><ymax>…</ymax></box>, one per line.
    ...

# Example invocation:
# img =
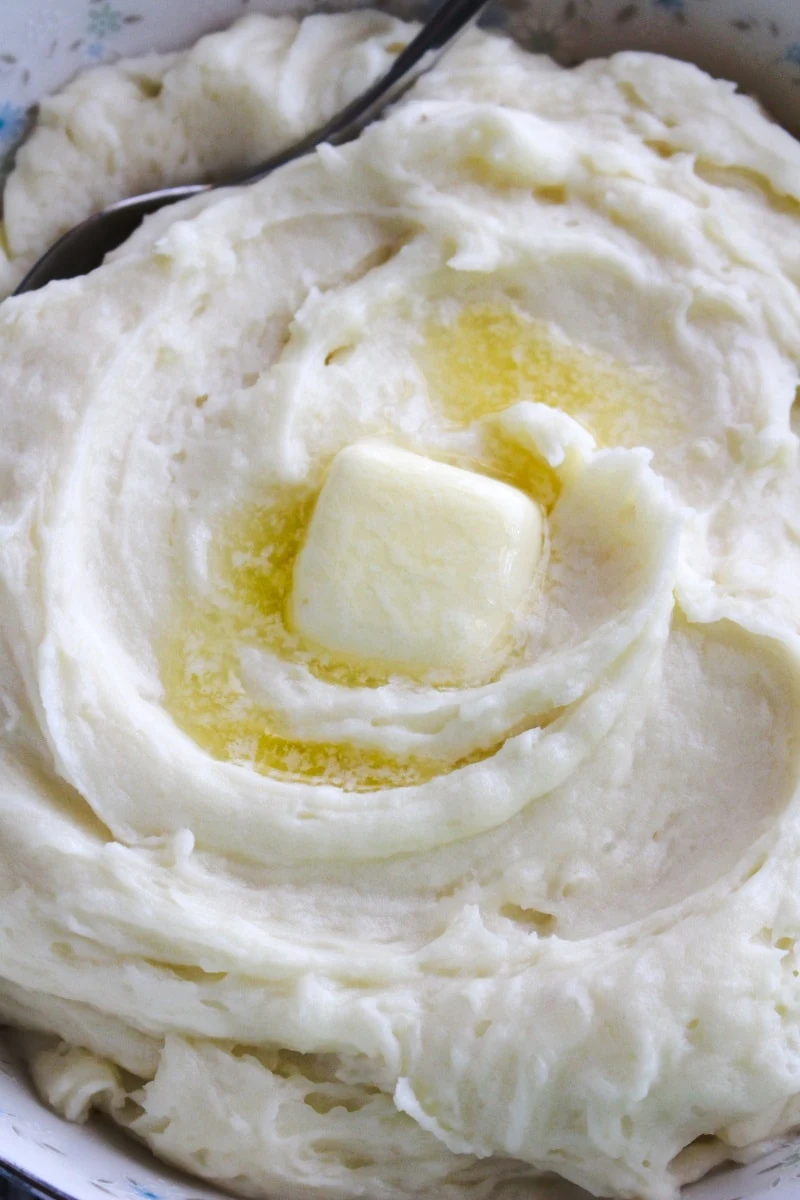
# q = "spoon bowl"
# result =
<box><xmin>14</xmin><ymin>0</ymin><xmax>487</xmax><ymax>294</ymax></box>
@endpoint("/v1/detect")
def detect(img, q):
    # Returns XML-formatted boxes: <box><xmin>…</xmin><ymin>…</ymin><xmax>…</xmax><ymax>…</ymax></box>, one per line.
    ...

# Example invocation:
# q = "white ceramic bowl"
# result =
<box><xmin>0</xmin><ymin>2</ymin><xmax>799</xmax><ymax>1199</ymax></box>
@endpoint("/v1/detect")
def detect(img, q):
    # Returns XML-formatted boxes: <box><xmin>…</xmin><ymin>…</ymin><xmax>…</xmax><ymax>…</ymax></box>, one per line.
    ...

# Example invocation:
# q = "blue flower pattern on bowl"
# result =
<box><xmin>128</xmin><ymin>1183</ymin><xmax>162</xmax><ymax>1200</ymax></box>
<box><xmin>88</xmin><ymin>2</ymin><xmax>124</xmax><ymax>39</ymax></box>
<box><xmin>0</xmin><ymin>102</ymin><xmax>26</xmax><ymax>147</ymax></box>
<box><xmin>85</xmin><ymin>2</ymin><xmax>140</xmax><ymax>63</ymax></box>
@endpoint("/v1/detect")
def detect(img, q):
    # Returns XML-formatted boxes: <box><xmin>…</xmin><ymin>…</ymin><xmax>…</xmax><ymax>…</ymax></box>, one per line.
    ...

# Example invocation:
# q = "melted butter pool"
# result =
<box><xmin>159</xmin><ymin>302</ymin><xmax>660</xmax><ymax>788</ymax></box>
<box><xmin>421</xmin><ymin>301</ymin><xmax>670</xmax><ymax>448</ymax></box>
<box><xmin>160</xmin><ymin>487</ymin><xmax>509</xmax><ymax>790</ymax></box>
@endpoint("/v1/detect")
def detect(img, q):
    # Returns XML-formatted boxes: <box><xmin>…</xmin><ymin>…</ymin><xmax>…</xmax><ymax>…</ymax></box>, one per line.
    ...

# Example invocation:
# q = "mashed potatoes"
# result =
<box><xmin>1</xmin><ymin>11</ymin><xmax>800</xmax><ymax>1200</ymax></box>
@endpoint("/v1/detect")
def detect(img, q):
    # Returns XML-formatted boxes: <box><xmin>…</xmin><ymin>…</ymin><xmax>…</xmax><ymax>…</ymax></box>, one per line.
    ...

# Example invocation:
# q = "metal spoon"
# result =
<box><xmin>13</xmin><ymin>0</ymin><xmax>488</xmax><ymax>294</ymax></box>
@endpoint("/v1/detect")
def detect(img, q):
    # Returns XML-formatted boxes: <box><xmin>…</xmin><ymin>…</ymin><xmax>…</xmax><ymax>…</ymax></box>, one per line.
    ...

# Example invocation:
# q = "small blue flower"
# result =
<box><xmin>0</xmin><ymin>100</ymin><xmax>26</xmax><ymax>145</ymax></box>
<box><xmin>88</xmin><ymin>3</ymin><xmax>123</xmax><ymax>40</ymax></box>
<box><xmin>786</xmin><ymin>42</ymin><xmax>800</xmax><ymax>67</ymax></box>
<box><xmin>128</xmin><ymin>1184</ymin><xmax>161</xmax><ymax>1200</ymax></box>
<box><xmin>86</xmin><ymin>41</ymin><xmax>106</xmax><ymax>61</ymax></box>
<box><xmin>653</xmin><ymin>0</ymin><xmax>684</xmax><ymax>10</ymax></box>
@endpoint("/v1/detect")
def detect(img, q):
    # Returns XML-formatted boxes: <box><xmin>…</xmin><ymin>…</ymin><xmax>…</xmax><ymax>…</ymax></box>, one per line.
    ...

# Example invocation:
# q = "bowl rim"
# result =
<box><xmin>0</xmin><ymin>1158</ymin><xmax>81</xmax><ymax>1200</ymax></box>
<box><xmin>1</xmin><ymin>4</ymin><xmax>800</xmax><ymax>1200</ymax></box>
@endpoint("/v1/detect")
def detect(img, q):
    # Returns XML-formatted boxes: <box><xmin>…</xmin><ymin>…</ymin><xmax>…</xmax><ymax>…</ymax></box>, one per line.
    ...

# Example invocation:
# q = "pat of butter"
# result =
<box><xmin>289</xmin><ymin>441</ymin><xmax>542</xmax><ymax>673</ymax></box>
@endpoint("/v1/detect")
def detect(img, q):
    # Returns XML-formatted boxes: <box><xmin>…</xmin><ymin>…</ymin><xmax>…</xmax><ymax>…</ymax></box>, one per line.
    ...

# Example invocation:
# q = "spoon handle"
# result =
<box><xmin>227</xmin><ymin>0</ymin><xmax>490</xmax><ymax>186</ymax></box>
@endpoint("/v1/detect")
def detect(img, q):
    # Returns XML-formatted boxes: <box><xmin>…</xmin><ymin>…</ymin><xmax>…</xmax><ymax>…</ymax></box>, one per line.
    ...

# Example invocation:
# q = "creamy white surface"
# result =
<box><xmin>0</xmin><ymin>10</ymin><xmax>417</xmax><ymax>296</ymax></box>
<box><xmin>1</xmin><ymin>13</ymin><xmax>800</xmax><ymax>1200</ymax></box>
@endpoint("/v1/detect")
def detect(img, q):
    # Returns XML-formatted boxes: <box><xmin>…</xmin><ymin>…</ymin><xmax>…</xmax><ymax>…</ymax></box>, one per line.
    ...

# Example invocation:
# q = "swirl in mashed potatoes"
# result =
<box><xmin>1</xmin><ymin>13</ymin><xmax>800</xmax><ymax>1200</ymax></box>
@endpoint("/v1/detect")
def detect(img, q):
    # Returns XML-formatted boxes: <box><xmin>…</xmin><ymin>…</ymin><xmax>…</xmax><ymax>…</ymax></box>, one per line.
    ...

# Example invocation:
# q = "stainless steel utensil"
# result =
<box><xmin>14</xmin><ymin>0</ymin><xmax>487</xmax><ymax>294</ymax></box>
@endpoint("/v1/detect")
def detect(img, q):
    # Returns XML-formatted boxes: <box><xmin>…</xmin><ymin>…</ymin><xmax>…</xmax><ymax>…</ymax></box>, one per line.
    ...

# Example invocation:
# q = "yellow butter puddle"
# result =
<box><xmin>160</xmin><ymin>488</ymin><xmax>503</xmax><ymax>789</ymax></box>
<box><xmin>421</xmin><ymin>301</ymin><xmax>671</xmax><ymax>449</ymax></box>
<box><xmin>160</xmin><ymin>301</ymin><xmax>660</xmax><ymax>788</ymax></box>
